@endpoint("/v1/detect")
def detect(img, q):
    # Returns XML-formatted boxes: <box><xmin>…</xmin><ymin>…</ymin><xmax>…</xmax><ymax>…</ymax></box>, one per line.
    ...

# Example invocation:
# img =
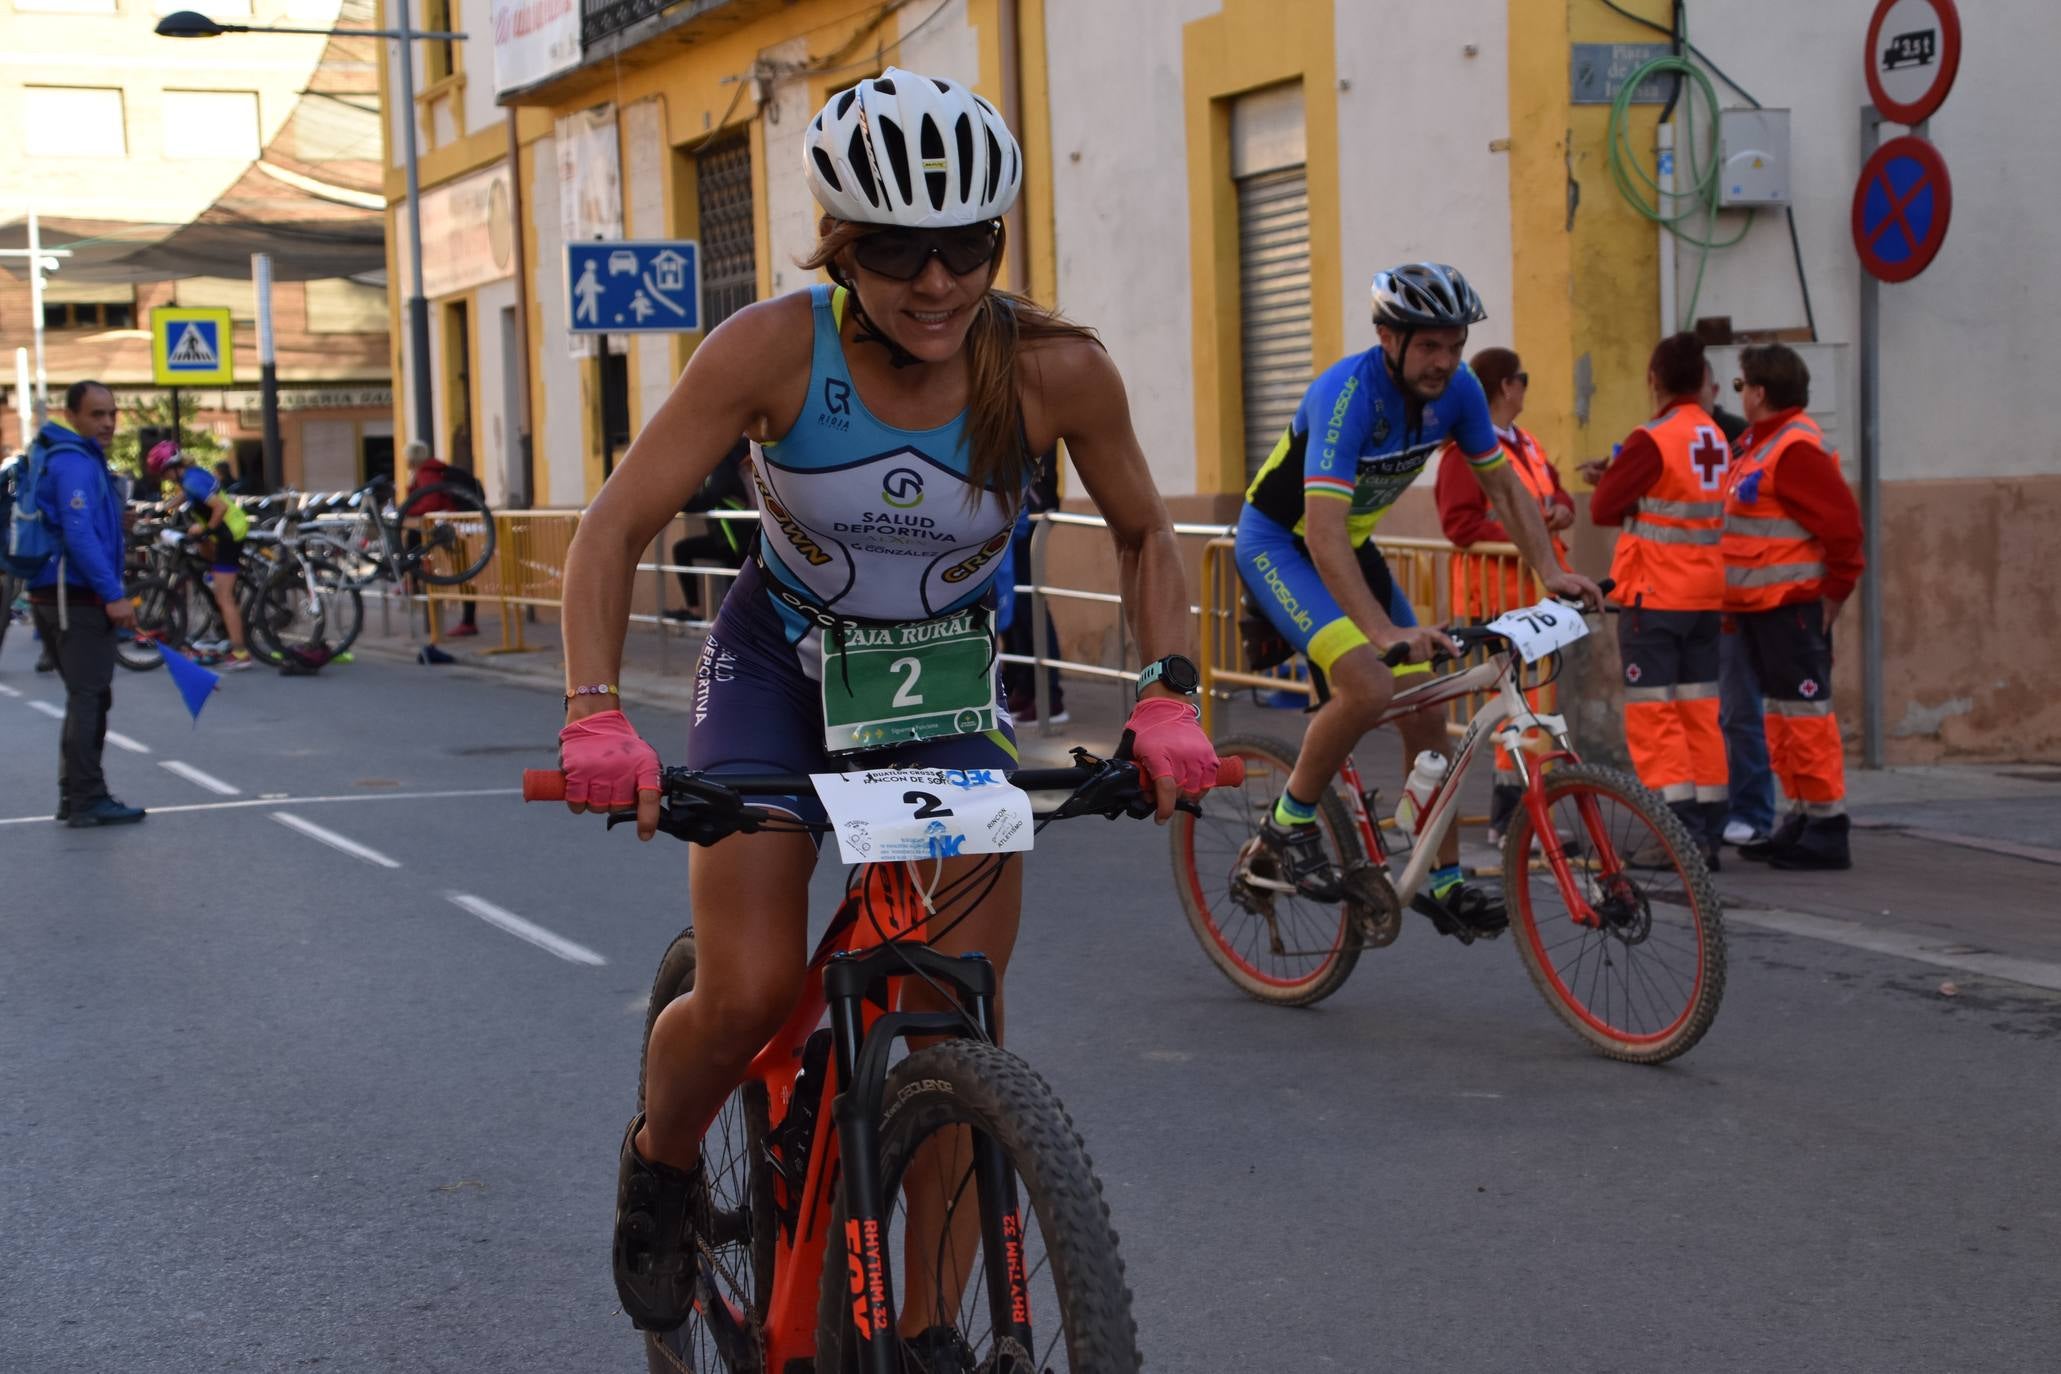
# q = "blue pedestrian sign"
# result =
<box><xmin>565</xmin><ymin>240</ymin><xmax>701</xmax><ymax>333</ymax></box>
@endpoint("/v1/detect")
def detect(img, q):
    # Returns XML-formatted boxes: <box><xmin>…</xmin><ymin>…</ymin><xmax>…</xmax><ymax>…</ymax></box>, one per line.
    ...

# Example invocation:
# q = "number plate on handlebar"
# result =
<box><xmin>811</xmin><ymin>767</ymin><xmax>1035</xmax><ymax>864</ymax></box>
<box><xmin>1485</xmin><ymin>596</ymin><xmax>1591</xmax><ymax>664</ymax></box>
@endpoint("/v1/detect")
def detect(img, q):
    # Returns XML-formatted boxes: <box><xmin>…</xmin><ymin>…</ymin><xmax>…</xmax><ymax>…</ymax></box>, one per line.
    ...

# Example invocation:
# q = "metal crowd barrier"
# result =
<box><xmin>408</xmin><ymin>504</ymin><xmax>1549</xmax><ymax>745</ymax></box>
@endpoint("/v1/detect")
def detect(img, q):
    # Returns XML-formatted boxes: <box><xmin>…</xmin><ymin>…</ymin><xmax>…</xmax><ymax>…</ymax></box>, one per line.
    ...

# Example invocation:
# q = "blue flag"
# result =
<box><xmin>157</xmin><ymin>642</ymin><xmax>220</xmax><ymax>722</ymax></box>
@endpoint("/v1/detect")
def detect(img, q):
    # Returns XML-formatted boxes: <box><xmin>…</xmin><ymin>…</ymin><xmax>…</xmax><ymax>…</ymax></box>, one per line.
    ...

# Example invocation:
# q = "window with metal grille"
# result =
<box><xmin>696</xmin><ymin>136</ymin><xmax>757</xmax><ymax>332</ymax></box>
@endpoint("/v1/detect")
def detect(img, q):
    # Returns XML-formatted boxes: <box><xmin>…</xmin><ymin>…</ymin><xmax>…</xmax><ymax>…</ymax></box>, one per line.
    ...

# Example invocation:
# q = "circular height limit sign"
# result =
<box><xmin>1852</xmin><ymin>137</ymin><xmax>1953</xmax><ymax>283</ymax></box>
<box><xmin>1866</xmin><ymin>0</ymin><xmax>1962</xmax><ymax>124</ymax></box>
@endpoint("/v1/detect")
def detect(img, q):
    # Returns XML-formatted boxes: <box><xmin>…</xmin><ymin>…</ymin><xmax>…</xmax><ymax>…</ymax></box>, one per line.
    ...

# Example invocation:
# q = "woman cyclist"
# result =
<box><xmin>550</xmin><ymin>70</ymin><xmax>1220</xmax><ymax>1337</ymax></box>
<box><xmin>146</xmin><ymin>440</ymin><xmax>254</xmax><ymax>671</ymax></box>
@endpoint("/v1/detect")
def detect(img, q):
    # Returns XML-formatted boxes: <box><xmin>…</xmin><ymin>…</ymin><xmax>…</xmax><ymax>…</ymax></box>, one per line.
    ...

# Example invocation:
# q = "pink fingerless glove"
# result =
<box><xmin>558</xmin><ymin>709</ymin><xmax>661</xmax><ymax>809</ymax></box>
<box><xmin>1123</xmin><ymin>696</ymin><xmax>1219</xmax><ymax>796</ymax></box>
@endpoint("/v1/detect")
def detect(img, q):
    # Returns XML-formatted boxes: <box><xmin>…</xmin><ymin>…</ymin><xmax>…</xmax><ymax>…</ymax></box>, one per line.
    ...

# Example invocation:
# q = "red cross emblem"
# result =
<box><xmin>1690</xmin><ymin>427</ymin><xmax>1729</xmax><ymax>490</ymax></box>
<box><xmin>1799</xmin><ymin>678</ymin><xmax>1820</xmax><ymax>699</ymax></box>
<box><xmin>1625</xmin><ymin>663</ymin><xmax>1643</xmax><ymax>684</ymax></box>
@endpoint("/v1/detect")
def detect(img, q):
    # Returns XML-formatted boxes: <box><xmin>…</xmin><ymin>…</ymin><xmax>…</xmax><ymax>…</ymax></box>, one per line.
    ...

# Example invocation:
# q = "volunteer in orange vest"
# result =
<box><xmin>1435</xmin><ymin>346</ymin><xmax>1575</xmax><ymax>842</ymax></box>
<box><xmin>1722</xmin><ymin>343</ymin><xmax>1864</xmax><ymax>870</ymax></box>
<box><xmin>1589</xmin><ymin>332</ymin><xmax>1731</xmax><ymax>868</ymax></box>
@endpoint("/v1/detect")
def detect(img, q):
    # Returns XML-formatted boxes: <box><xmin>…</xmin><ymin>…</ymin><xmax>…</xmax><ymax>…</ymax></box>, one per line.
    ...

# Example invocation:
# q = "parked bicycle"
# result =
<box><xmin>526</xmin><ymin>747</ymin><xmax>1241</xmax><ymax>1374</ymax></box>
<box><xmin>253</xmin><ymin>475</ymin><xmax>493</xmax><ymax>660</ymax></box>
<box><xmin>1170</xmin><ymin>586</ymin><xmax>1726</xmax><ymax>1064</ymax></box>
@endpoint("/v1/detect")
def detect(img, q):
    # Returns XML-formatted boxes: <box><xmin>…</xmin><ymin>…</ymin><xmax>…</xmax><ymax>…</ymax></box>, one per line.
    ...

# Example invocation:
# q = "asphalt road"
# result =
<box><xmin>3</xmin><ymin>632</ymin><xmax>2056</xmax><ymax>1373</ymax></box>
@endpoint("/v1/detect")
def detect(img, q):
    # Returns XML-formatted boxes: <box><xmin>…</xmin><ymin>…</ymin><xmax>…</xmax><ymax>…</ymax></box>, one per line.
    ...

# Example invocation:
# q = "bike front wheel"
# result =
<box><xmin>1168</xmin><ymin>733</ymin><xmax>1365</xmax><ymax>1007</ymax></box>
<box><xmin>639</xmin><ymin>929</ymin><xmax>776</xmax><ymax>1374</ymax></box>
<box><xmin>117</xmin><ymin>576</ymin><xmax>185</xmax><ymax>671</ymax></box>
<box><xmin>1503</xmin><ymin>762</ymin><xmax>1726</xmax><ymax>1064</ymax></box>
<box><xmin>815</xmin><ymin>1039</ymin><xmax>1140</xmax><ymax>1374</ymax></box>
<box><xmin>396</xmin><ymin>484</ymin><xmax>496</xmax><ymax>585</ymax></box>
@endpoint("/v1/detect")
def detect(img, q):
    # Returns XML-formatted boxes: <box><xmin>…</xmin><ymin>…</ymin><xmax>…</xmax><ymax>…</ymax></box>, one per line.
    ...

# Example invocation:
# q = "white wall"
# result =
<box><xmin>473</xmin><ymin>275</ymin><xmax>517</xmax><ymax>505</ymax></box>
<box><xmin>761</xmin><ymin>38</ymin><xmax>818</xmax><ymax>299</ymax></box>
<box><xmin>623</xmin><ymin>97</ymin><xmax>674</xmax><ymax>431</ymax></box>
<box><xmin>1045</xmin><ymin>0</ymin><xmax>1220</xmax><ymax>496</ymax></box>
<box><xmin>1334</xmin><ymin>1</ymin><xmax>1512</xmax><ymax>358</ymax></box>
<box><xmin>1679</xmin><ymin>0</ymin><xmax>2061</xmax><ymax>481</ymax></box>
<box><xmin>525</xmin><ymin>130</ymin><xmax>586</xmax><ymax>506</ymax></box>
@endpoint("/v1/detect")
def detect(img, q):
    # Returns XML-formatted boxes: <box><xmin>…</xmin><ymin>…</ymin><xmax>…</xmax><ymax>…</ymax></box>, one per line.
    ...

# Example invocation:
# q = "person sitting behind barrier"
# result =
<box><xmin>1001</xmin><ymin>451</ymin><xmax>1066</xmax><ymax>724</ymax></box>
<box><xmin>663</xmin><ymin>436</ymin><xmax>752</xmax><ymax>622</ymax></box>
<box><xmin>1434</xmin><ymin>346</ymin><xmax>1574</xmax><ymax>842</ymax></box>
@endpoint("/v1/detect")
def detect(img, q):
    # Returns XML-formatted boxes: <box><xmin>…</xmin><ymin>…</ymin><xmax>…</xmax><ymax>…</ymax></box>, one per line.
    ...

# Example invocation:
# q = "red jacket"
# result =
<box><xmin>1728</xmin><ymin>408</ymin><xmax>1864</xmax><ymax>606</ymax></box>
<box><xmin>406</xmin><ymin>457</ymin><xmax>476</xmax><ymax>514</ymax></box>
<box><xmin>1589</xmin><ymin>397</ymin><xmax>1704</xmax><ymax>528</ymax></box>
<box><xmin>1435</xmin><ymin>427</ymin><xmax>1574</xmax><ymax>547</ymax></box>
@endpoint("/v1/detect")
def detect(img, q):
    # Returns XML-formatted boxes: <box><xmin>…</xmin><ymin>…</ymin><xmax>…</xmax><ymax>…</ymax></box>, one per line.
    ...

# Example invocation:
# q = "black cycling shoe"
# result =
<box><xmin>1411</xmin><ymin>879</ymin><xmax>1509</xmax><ymax>943</ymax></box>
<box><xmin>1256</xmin><ymin>811</ymin><xmax>1346</xmax><ymax>902</ymax></box>
<box><xmin>612</xmin><ymin>1113</ymin><xmax>706</xmax><ymax>1333</ymax></box>
<box><xmin>904</xmin><ymin>1324</ymin><xmax>979</xmax><ymax>1373</ymax></box>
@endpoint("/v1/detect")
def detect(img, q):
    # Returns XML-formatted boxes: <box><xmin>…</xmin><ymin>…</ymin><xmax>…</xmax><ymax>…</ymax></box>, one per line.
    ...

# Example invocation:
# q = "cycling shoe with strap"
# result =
<box><xmin>903</xmin><ymin>1325</ymin><xmax>980</xmax><ymax>1373</ymax></box>
<box><xmin>612</xmin><ymin>1113</ymin><xmax>708</xmax><ymax>1333</ymax></box>
<box><xmin>1256</xmin><ymin>812</ymin><xmax>1346</xmax><ymax>903</ymax></box>
<box><xmin>1411</xmin><ymin>879</ymin><xmax>1509</xmax><ymax>943</ymax></box>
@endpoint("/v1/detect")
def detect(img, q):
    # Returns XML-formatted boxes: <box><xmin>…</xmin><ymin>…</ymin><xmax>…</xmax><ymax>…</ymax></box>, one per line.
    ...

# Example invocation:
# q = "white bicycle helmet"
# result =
<box><xmin>804</xmin><ymin>68</ymin><xmax>1021</xmax><ymax>227</ymax></box>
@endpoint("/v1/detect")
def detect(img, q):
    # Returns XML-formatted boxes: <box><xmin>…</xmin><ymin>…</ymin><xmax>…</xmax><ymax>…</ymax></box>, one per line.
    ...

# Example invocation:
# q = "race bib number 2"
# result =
<box><xmin>812</xmin><ymin>768</ymin><xmax>1034</xmax><ymax>865</ymax></box>
<box><xmin>1485</xmin><ymin>597</ymin><xmax>1591</xmax><ymax>664</ymax></box>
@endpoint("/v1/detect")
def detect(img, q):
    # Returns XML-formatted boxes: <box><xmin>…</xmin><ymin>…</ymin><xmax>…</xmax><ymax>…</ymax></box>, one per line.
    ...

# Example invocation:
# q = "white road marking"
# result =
<box><xmin>0</xmin><ymin>787</ymin><xmax>520</xmax><ymax>827</ymax></box>
<box><xmin>270</xmin><ymin>812</ymin><xmax>402</xmax><ymax>868</ymax></box>
<box><xmin>448</xmin><ymin>892</ymin><xmax>607</xmax><ymax>967</ymax></box>
<box><xmin>0</xmin><ymin>683</ymin><xmax>21</xmax><ymax>697</ymax></box>
<box><xmin>159</xmin><ymin>760</ymin><xmax>241</xmax><ymax>796</ymax></box>
<box><xmin>27</xmin><ymin>700</ymin><xmax>64</xmax><ymax>720</ymax></box>
<box><xmin>105</xmin><ymin>730</ymin><xmax>152</xmax><ymax>755</ymax></box>
<box><xmin>1727</xmin><ymin>905</ymin><xmax>2061</xmax><ymax>994</ymax></box>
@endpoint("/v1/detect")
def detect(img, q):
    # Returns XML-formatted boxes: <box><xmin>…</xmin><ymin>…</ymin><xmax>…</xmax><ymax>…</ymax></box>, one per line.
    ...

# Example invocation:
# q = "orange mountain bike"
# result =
<box><xmin>1170</xmin><ymin>598</ymin><xmax>1725</xmax><ymax>1064</ymax></box>
<box><xmin>526</xmin><ymin>749</ymin><xmax>1240</xmax><ymax>1374</ymax></box>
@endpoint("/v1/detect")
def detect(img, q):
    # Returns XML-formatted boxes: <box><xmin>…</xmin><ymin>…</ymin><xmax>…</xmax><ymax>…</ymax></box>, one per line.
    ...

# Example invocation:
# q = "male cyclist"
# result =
<box><xmin>1235</xmin><ymin>263</ymin><xmax>1599</xmax><ymax>934</ymax></box>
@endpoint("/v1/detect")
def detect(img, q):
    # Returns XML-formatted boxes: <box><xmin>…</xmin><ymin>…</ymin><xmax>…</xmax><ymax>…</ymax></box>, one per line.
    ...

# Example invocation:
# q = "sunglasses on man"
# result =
<box><xmin>1732</xmin><ymin>376</ymin><xmax>1761</xmax><ymax>393</ymax></box>
<box><xmin>851</xmin><ymin>222</ymin><xmax>1002</xmax><ymax>281</ymax></box>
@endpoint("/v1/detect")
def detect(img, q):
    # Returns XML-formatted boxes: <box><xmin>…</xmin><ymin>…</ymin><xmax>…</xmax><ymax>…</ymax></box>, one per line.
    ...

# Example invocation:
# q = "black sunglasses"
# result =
<box><xmin>851</xmin><ymin>222</ymin><xmax>1001</xmax><ymax>281</ymax></box>
<box><xmin>1733</xmin><ymin>376</ymin><xmax>1757</xmax><ymax>392</ymax></box>
<box><xmin>1513</xmin><ymin>371</ymin><xmax>1530</xmax><ymax>386</ymax></box>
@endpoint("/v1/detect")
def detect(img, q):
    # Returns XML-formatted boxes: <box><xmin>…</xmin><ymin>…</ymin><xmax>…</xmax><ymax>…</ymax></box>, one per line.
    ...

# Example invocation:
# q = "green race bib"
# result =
<box><xmin>820</xmin><ymin>606</ymin><xmax>999</xmax><ymax>755</ymax></box>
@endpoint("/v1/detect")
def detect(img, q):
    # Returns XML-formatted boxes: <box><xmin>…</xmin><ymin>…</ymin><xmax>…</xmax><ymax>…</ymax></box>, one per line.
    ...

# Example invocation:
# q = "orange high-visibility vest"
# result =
<box><xmin>1723</xmin><ymin>413</ymin><xmax>1834</xmax><ymax>612</ymax></box>
<box><xmin>1608</xmin><ymin>403</ymin><xmax>1729</xmax><ymax>611</ymax></box>
<box><xmin>1450</xmin><ymin>427</ymin><xmax>1569</xmax><ymax>617</ymax></box>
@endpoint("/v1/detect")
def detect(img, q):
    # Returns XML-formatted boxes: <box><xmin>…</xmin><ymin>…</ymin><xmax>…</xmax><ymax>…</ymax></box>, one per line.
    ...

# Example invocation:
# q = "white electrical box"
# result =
<box><xmin>1718</xmin><ymin>108</ymin><xmax>1791</xmax><ymax>207</ymax></box>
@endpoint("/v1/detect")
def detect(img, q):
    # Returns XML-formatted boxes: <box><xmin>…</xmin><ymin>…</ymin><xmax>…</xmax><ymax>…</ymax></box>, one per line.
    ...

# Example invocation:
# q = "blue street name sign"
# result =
<box><xmin>565</xmin><ymin>240</ymin><xmax>701</xmax><ymax>334</ymax></box>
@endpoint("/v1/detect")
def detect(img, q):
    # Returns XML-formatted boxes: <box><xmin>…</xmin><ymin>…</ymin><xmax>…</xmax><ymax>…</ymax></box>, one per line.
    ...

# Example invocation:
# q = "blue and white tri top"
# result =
<box><xmin>749</xmin><ymin>284</ymin><xmax>1019</xmax><ymax>642</ymax></box>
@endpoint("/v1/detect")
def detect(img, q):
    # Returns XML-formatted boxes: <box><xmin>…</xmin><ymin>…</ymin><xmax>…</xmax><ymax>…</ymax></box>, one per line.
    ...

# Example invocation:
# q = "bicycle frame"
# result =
<box><xmin>699</xmin><ymin>861</ymin><xmax>1033</xmax><ymax>1374</ymax></box>
<box><xmin>1339</xmin><ymin>653</ymin><xmax>1630</xmax><ymax>927</ymax></box>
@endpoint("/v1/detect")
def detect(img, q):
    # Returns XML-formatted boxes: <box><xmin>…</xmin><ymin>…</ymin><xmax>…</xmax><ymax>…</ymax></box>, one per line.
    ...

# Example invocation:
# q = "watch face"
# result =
<box><xmin>1162</xmin><ymin>655</ymin><xmax>1200</xmax><ymax>694</ymax></box>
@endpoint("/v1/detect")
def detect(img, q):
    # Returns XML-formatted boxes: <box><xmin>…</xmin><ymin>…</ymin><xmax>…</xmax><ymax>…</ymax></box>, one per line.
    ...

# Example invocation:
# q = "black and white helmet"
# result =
<box><xmin>1370</xmin><ymin>262</ymin><xmax>1488</xmax><ymax>330</ymax></box>
<box><xmin>803</xmin><ymin>68</ymin><xmax>1022</xmax><ymax>228</ymax></box>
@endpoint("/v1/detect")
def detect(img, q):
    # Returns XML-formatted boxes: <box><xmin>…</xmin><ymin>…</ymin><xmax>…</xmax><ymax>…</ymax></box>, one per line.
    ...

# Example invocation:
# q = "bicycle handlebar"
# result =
<box><xmin>521</xmin><ymin>752</ymin><xmax>1245</xmax><ymax>844</ymax></box>
<box><xmin>1379</xmin><ymin>578</ymin><xmax>1616</xmax><ymax>669</ymax></box>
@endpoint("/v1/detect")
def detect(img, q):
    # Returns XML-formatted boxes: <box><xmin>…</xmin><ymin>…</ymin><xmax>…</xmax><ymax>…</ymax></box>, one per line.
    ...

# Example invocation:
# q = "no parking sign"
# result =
<box><xmin>1852</xmin><ymin>137</ymin><xmax>1952</xmax><ymax>283</ymax></box>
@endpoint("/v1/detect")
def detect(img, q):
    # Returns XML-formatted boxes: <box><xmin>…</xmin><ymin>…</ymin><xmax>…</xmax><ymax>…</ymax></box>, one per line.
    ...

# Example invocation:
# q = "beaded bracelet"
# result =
<box><xmin>565</xmin><ymin>683</ymin><xmax>620</xmax><ymax>703</ymax></box>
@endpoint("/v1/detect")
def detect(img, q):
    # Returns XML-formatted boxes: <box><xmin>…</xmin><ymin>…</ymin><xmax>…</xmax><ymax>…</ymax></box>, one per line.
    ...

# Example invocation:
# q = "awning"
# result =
<box><xmin>1</xmin><ymin>0</ymin><xmax>385</xmax><ymax>284</ymax></box>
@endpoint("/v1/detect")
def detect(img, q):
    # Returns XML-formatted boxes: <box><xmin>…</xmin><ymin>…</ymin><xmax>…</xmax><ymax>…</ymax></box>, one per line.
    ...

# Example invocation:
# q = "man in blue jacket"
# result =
<box><xmin>28</xmin><ymin>380</ymin><xmax>145</xmax><ymax>827</ymax></box>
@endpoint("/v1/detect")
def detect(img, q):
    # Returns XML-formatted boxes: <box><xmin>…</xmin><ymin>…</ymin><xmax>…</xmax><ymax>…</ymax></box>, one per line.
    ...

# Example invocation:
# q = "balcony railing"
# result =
<box><xmin>582</xmin><ymin>0</ymin><xmax>678</xmax><ymax>47</ymax></box>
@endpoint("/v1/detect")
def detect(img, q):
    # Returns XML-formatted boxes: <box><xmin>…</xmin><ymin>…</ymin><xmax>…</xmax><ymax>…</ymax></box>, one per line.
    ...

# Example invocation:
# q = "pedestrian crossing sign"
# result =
<box><xmin>151</xmin><ymin>306</ymin><xmax>235</xmax><ymax>385</ymax></box>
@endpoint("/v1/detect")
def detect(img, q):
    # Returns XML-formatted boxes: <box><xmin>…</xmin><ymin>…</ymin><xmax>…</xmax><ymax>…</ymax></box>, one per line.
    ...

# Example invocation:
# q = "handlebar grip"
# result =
<box><xmin>1593</xmin><ymin>576</ymin><xmax>1616</xmax><ymax>598</ymax></box>
<box><xmin>1214</xmin><ymin>755</ymin><xmax>1246</xmax><ymax>788</ymax></box>
<box><xmin>1382</xmin><ymin>643</ymin><xmax>1413</xmax><ymax>669</ymax></box>
<box><xmin>522</xmin><ymin>769</ymin><xmax>568</xmax><ymax>803</ymax></box>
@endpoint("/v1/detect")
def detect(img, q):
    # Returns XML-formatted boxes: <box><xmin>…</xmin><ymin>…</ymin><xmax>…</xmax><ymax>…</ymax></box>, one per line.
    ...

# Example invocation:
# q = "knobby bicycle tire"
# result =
<box><xmin>395</xmin><ymin>484</ymin><xmax>496</xmax><ymax>586</ymax></box>
<box><xmin>1503</xmin><ymin>762</ymin><xmax>1727</xmax><ymax>1064</ymax></box>
<box><xmin>814</xmin><ymin>1040</ymin><xmax>1141</xmax><ymax>1374</ymax></box>
<box><xmin>117</xmin><ymin>576</ymin><xmax>185</xmax><ymax>672</ymax></box>
<box><xmin>1170</xmin><ymin>733</ymin><xmax>1364</xmax><ymax>1007</ymax></box>
<box><xmin>639</xmin><ymin>929</ymin><xmax>777</xmax><ymax>1374</ymax></box>
<box><xmin>252</xmin><ymin>558</ymin><xmax>363</xmax><ymax>664</ymax></box>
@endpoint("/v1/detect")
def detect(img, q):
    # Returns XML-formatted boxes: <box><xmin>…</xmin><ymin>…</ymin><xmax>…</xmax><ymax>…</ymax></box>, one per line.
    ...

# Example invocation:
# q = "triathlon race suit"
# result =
<box><xmin>1235</xmin><ymin>348</ymin><xmax>1502</xmax><ymax>672</ymax></box>
<box><xmin>180</xmin><ymin>466</ymin><xmax>248</xmax><ymax>572</ymax></box>
<box><xmin>686</xmin><ymin>284</ymin><xmax>1025</xmax><ymax>824</ymax></box>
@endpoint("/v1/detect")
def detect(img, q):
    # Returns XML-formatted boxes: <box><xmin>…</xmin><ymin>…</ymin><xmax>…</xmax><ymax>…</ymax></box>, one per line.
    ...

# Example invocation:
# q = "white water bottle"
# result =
<box><xmin>1393</xmin><ymin>751</ymin><xmax>1450</xmax><ymax>833</ymax></box>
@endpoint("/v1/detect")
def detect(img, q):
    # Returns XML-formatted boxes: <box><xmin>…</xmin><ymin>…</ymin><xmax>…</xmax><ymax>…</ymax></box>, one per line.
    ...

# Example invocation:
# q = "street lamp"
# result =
<box><xmin>156</xmin><ymin>10</ymin><xmax>462</xmax><ymax>459</ymax></box>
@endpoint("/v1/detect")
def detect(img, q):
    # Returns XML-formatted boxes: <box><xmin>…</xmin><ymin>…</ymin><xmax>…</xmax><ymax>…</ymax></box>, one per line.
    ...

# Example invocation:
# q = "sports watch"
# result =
<box><xmin>1136</xmin><ymin>654</ymin><xmax>1201</xmax><ymax>698</ymax></box>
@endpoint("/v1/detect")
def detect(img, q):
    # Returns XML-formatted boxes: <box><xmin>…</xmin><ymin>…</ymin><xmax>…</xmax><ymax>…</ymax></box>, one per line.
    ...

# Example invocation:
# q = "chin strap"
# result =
<box><xmin>830</xmin><ymin>266</ymin><xmax>925</xmax><ymax>369</ymax></box>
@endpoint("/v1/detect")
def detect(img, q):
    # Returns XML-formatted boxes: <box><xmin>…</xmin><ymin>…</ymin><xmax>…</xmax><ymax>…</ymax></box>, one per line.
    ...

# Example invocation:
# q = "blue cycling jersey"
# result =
<box><xmin>1243</xmin><ymin>348</ymin><xmax>1502</xmax><ymax>544</ymax></box>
